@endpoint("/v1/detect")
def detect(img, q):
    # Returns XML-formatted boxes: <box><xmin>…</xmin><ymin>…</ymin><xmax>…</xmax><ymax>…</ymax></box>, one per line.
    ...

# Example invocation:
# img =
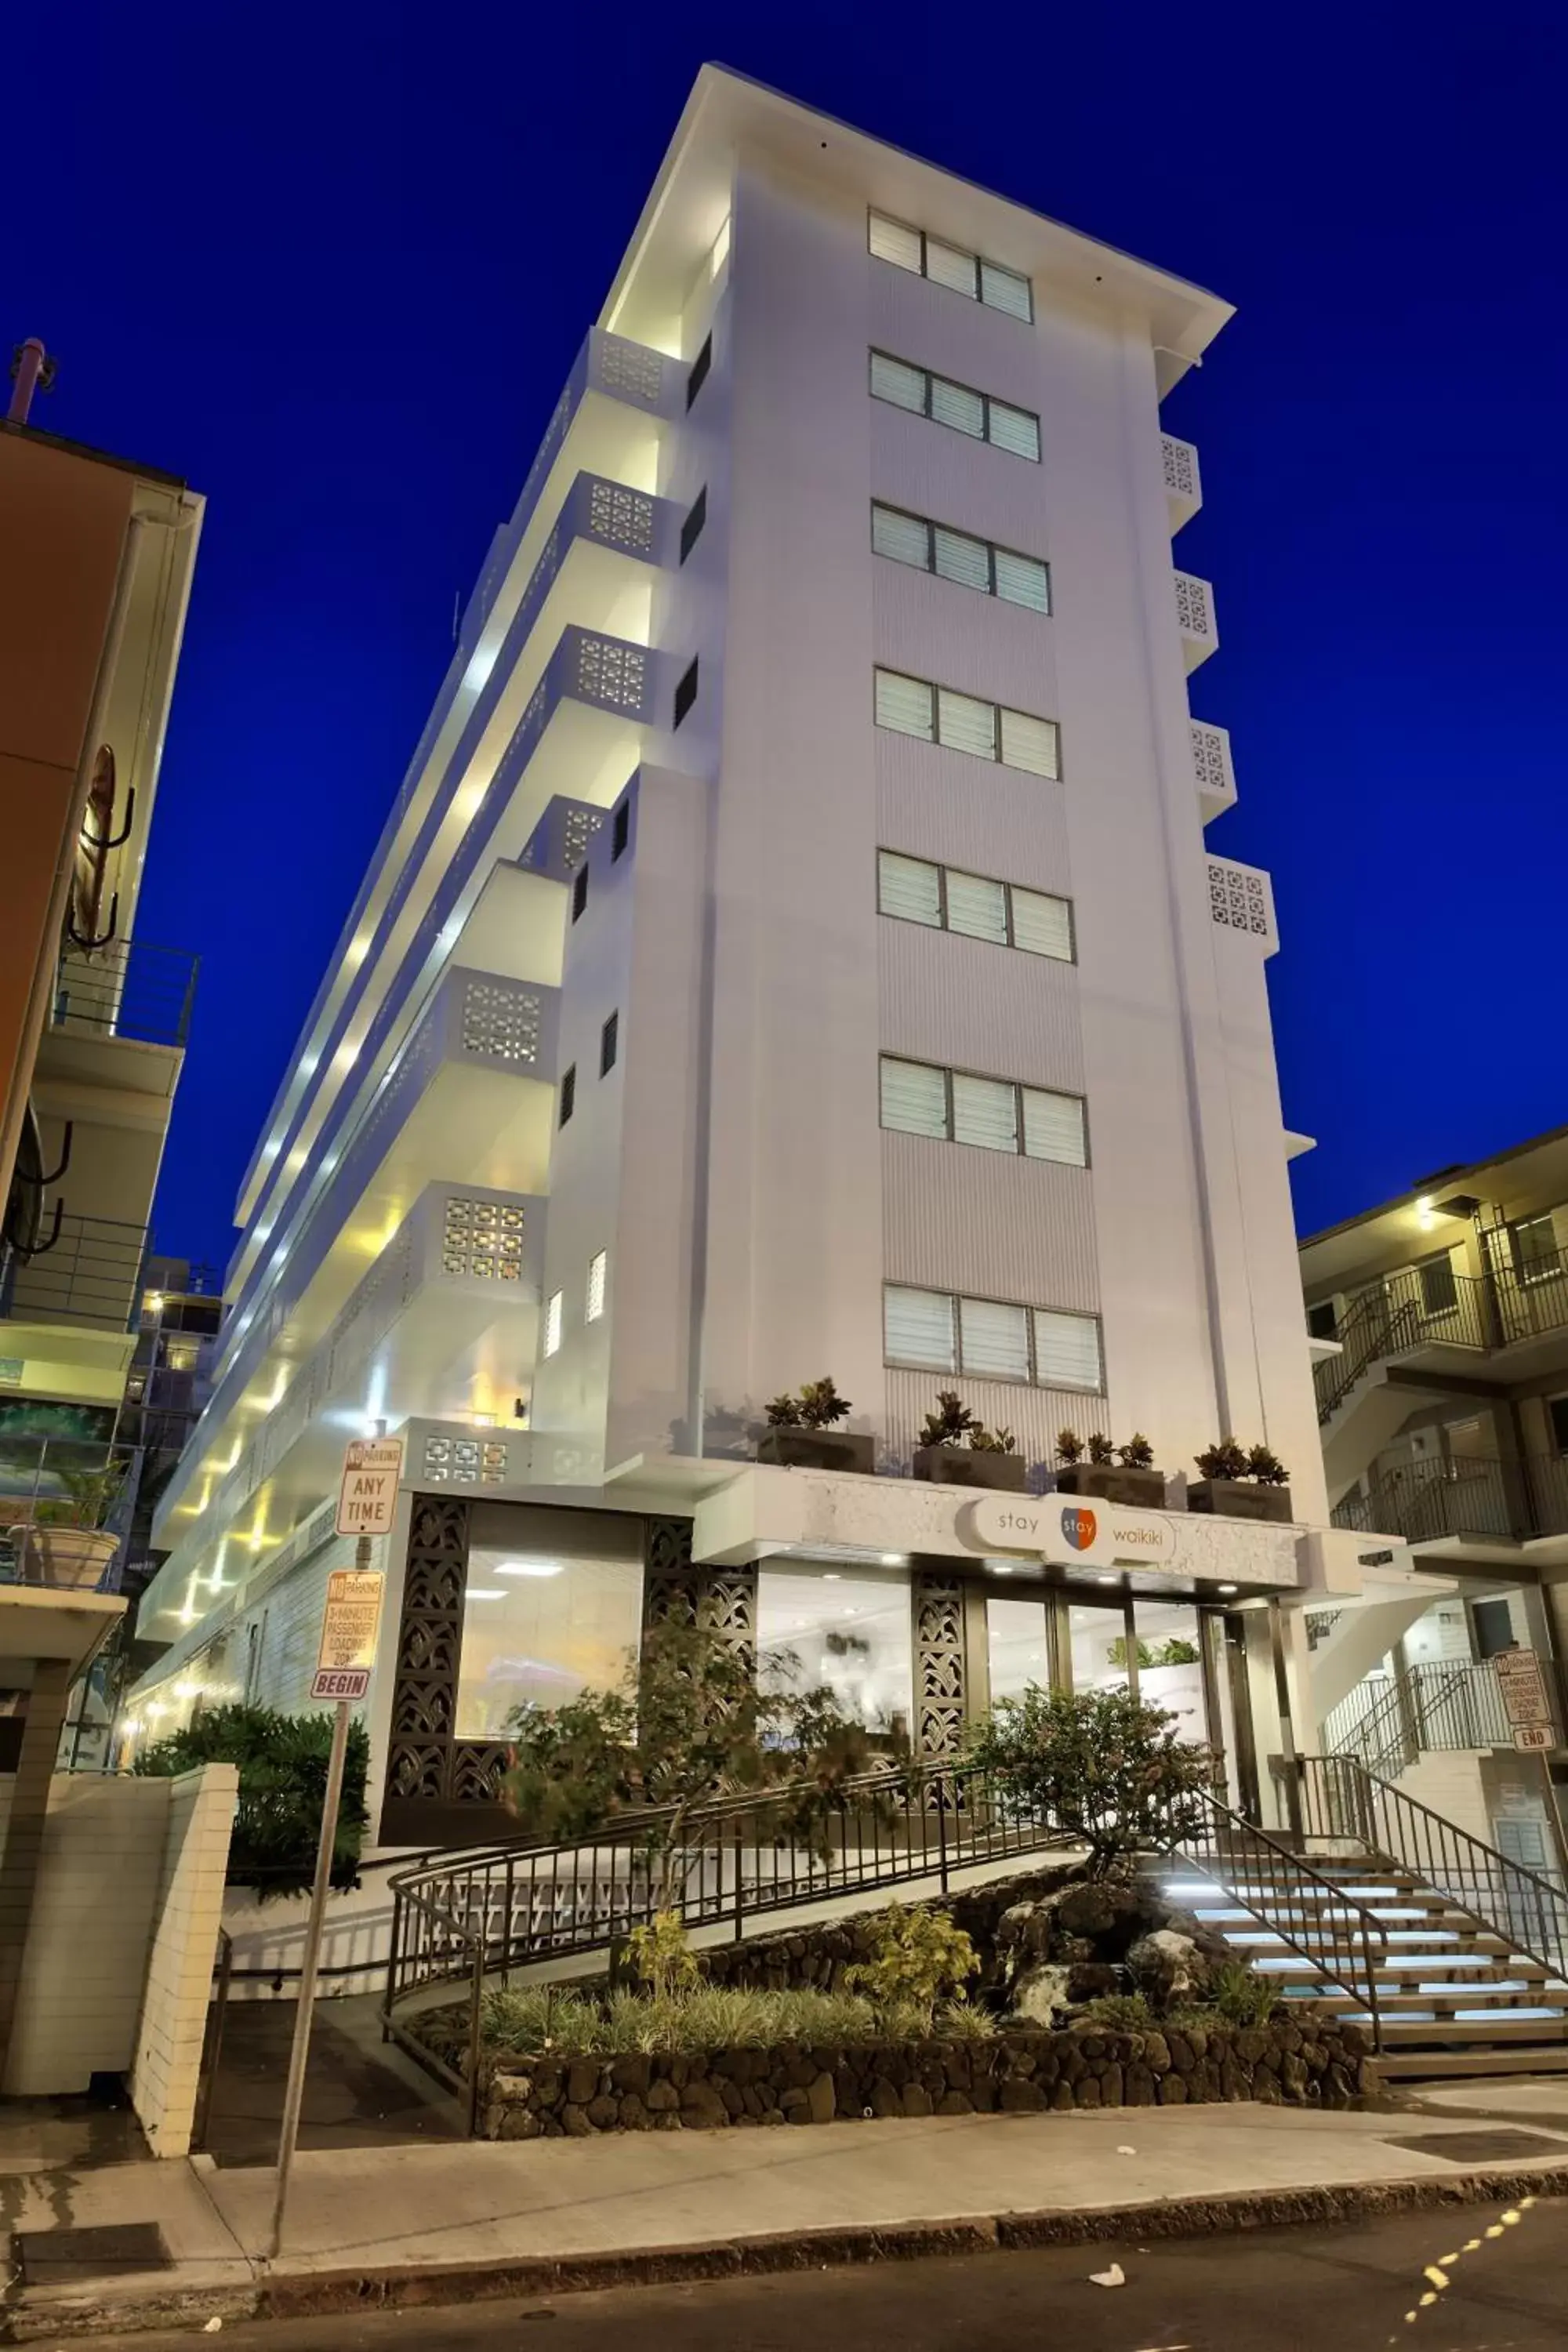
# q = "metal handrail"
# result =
<box><xmin>1166</xmin><ymin>1788</ymin><xmax>1386</xmax><ymax>2050</ymax></box>
<box><xmin>382</xmin><ymin>1752</ymin><xmax>1078</xmax><ymax>2122</ymax></box>
<box><xmin>1314</xmin><ymin>1270</ymin><xmax>1489</xmax><ymax>1424</ymax></box>
<box><xmin>1290</xmin><ymin>1755</ymin><xmax>1568</xmax><ymax>1981</ymax></box>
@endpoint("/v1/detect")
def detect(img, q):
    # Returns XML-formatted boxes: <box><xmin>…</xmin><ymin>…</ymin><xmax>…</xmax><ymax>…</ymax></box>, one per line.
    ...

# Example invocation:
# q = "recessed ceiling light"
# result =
<box><xmin>1218</xmin><ymin>1583</ymin><xmax>1238</xmax><ymax>1594</ymax></box>
<box><xmin>494</xmin><ymin>1559</ymin><xmax>564</xmax><ymax>1578</ymax></box>
<box><xmin>1098</xmin><ymin>1573</ymin><xmax>1118</xmax><ymax>1585</ymax></box>
<box><xmin>822</xmin><ymin>1573</ymin><xmax>841</xmax><ymax>1582</ymax></box>
<box><xmin>880</xmin><ymin>1552</ymin><xmax>906</xmax><ymax>1566</ymax></box>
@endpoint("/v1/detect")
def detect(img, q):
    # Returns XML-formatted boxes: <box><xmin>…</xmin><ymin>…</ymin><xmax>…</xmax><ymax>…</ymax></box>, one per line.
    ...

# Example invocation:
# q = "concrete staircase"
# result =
<box><xmin>1164</xmin><ymin>1854</ymin><xmax>1568</xmax><ymax>2083</ymax></box>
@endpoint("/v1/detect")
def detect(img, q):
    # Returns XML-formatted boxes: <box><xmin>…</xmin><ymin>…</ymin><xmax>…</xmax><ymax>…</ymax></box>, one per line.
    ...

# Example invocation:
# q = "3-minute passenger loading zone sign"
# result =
<box><xmin>310</xmin><ymin>1570</ymin><xmax>385</xmax><ymax>1704</ymax></box>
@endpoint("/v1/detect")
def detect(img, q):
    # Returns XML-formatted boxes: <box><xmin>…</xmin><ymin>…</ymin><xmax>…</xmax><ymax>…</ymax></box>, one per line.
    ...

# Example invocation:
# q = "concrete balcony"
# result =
<box><xmin>220</xmin><ymin>616</ymin><xmax>675</xmax><ymax>1360</ymax></box>
<box><xmin>232</xmin><ymin>460</ymin><xmax>680</xmax><ymax>1277</ymax></box>
<box><xmin>0</xmin><ymin>1214</ymin><xmax>147</xmax><ymax>1409</ymax></box>
<box><xmin>158</xmin><ymin>964</ymin><xmax>560</xmax><ymax>1537</ymax></box>
<box><xmin>148</xmin><ymin>1181</ymin><xmax>546</xmax><ymax>1605</ymax></box>
<box><xmin>1174</xmin><ymin>571</ymin><xmax>1218</xmax><ymax>670</ymax></box>
<box><xmin>1206</xmin><ymin>856</ymin><xmax>1277</xmax><ymax>954</ymax></box>
<box><xmin>1190</xmin><ymin>719</ymin><xmax>1236</xmax><ymax>824</ymax></box>
<box><xmin>1161</xmin><ymin>434</ymin><xmax>1201</xmax><ymax>532</ymax></box>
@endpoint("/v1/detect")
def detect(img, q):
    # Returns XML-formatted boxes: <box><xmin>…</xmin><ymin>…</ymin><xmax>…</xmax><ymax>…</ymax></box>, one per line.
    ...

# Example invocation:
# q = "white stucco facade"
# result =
<box><xmin>126</xmin><ymin>72</ymin><xmax>1335</xmax><ymax>1812</ymax></box>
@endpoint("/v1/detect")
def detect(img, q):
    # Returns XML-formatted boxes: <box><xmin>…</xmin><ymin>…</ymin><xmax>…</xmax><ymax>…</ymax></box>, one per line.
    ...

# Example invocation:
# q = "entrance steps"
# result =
<box><xmin>1165</xmin><ymin>1854</ymin><xmax>1568</xmax><ymax>2086</ymax></box>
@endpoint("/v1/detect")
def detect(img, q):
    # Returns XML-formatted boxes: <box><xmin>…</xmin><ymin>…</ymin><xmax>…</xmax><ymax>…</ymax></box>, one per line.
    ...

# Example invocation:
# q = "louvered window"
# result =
<box><xmin>993</xmin><ymin>547</ymin><xmax>1051</xmax><ymax>612</ymax></box>
<box><xmin>874</xmin><ymin>668</ymin><xmax>935</xmax><ymax>741</ymax></box>
<box><xmin>867</xmin><ymin>213</ymin><xmax>1033</xmax><ymax>321</ymax></box>
<box><xmin>869</xmin><ymin>350</ymin><xmax>1040</xmax><ymax>460</ymax></box>
<box><xmin>877</xmin><ymin>851</ymin><xmax>942</xmax><ymax>927</ymax></box>
<box><xmin>937</xmin><ymin>687</ymin><xmax>996</xmax><ymax>760</ymax></box>
<box><xmin>869</xmin><ymin>350</ymin><xmax>926</xmax><ymax>412</ymax></box>
<box><xmin>884</xmin><ymin>1284</ymin><xmax>956</xmax><ymax>1370</ymax></box>
<box><xmin>1022</xmin><ymin>1087</ymin><xmax>1087</xmax><ymax>1167</ymax></box>
<box><xmin>872</xmin><ymin>505</ymin><xmax>931</xmax><ymax>568</ymax></box>
<box><xmin>1011</xmin><ymin>886</ymin><xmax>1073</xmax><ymax>960</ymax></box>
<box><xmin>1000</xmin><ymin>707</ymin><xmax>1060</xmax><ymax>779</ymax></box>
<box><xmin>944</xmin><ymin>870</ymin><xmax>1008</xmax><ymax>946</ymax></box>
<box><xmin>952</xmin><ymin>1073</ymin><xmax>1018</xmax><ymax>1152</ymax></box>
<box><xmin>1033</xmin><ymin>1308</ymin><xmax>1103</xmax><ymax>1392</ymax></box>
<box><xmin>880</xmin><ymin>1057</ymin><xmax>949</xmax><ymax>1139</ymax></box>
<box><xmin>872</xmin><ymin>503</ymin><xmax>1050</xmax><ymax>615</ymax></box>
<box><xmin>960</xmin><ymin>1297</ymin><xmax>1031</xmax><ymax>1381</ymax></box>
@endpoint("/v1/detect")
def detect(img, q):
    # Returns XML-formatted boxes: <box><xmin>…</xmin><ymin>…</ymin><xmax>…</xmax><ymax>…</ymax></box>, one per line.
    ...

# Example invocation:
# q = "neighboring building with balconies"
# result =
<box><xmin>126</xmin><ymin>71</ymin><xmax>1345</xmax><ymax>1854</ymax></box>
<box><xmin>1299</xmin><ymin>1123</ymin><xmax>1568</xmax><ymax>1869</ymax></box>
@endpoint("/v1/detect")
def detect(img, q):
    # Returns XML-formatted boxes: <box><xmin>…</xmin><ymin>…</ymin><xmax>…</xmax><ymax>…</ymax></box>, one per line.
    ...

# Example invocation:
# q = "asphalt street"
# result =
<box><xmin>89</xmin><ymin>2197</ymin><xmax>1568</xmax><ymax>2350</ymax></box>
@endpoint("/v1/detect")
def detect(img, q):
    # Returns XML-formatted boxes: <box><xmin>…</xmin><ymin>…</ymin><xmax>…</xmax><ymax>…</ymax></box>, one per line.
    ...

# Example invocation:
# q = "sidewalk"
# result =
<box><xmin>9</xmin><ymin>2091</ymin><xmax>1568</xmax><ymax>2339</ymax></box>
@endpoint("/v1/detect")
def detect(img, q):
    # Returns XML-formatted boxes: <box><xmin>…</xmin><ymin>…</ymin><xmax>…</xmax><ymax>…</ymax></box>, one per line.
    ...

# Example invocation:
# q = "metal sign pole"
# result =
<box><xmin>268</xmin><ymin>1528</ymin><xmax>369</xmax><ymax>2261</ymax></box>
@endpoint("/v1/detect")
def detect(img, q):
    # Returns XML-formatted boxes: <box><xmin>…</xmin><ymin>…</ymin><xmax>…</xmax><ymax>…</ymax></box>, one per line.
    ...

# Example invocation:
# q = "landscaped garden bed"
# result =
<box><xmin>402</xmin><ymin>1981</ymin><xmax>1367</xmax><ymax>2139</ymax></box>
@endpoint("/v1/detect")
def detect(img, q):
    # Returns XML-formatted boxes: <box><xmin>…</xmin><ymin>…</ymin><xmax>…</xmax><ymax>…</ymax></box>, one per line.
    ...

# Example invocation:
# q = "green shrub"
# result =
<box><xmin>132</xmin><ymin>1703</ymin><xmax>368</xmax><ymax>1900</ymax></box>
<box><xmin>1208</xmin><ymin>1959</ymin><xmax>1277</xmax><ymax>2026</ymax></box>
<box><xmin>626</xmin><ymin>1909</ymin><xmax>699</xmax><ymax>1998</ymax></box>
<box><xmin>846</xmin><ymin>1903</ymin><xmax>978</xmax><ymax>2021</ymax></box>
<box><xmin>1080</xmin><ymin>1991</ymin><xmax>1156</xmax><ymax>2031</ymax></box>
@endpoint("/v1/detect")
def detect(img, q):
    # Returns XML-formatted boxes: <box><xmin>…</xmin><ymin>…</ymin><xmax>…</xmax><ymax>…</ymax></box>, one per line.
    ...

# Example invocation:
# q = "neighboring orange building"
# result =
<box><xmin>0</xmin><ymin>350</ymin><xmax>204</xmax><ymax>2074</ymax></box>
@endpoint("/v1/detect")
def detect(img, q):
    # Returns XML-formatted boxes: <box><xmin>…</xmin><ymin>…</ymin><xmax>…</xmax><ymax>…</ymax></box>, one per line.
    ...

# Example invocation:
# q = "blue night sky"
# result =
<box><xmin>13</xmin><ymin>2</ymin><xmax>1566</xmax><ymax>1275</ymax></box>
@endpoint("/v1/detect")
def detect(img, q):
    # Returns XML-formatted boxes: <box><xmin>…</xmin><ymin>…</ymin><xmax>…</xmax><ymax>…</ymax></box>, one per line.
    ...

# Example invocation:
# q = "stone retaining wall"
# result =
<box><xmin>479</xmin><ymin>2018</ymin><xmax>1367</xmax><ymax>2139</ymax></box>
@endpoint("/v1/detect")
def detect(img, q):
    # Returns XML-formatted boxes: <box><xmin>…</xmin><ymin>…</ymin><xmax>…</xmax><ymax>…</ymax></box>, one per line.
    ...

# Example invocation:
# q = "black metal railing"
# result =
<box><xmin>1287</xmin><ymin>1754</ymin><xmax>1568</xmax><ymax>1981</ymax></box>
<box><xmin>50</xmin><ymin>941</ymin><xmax>198</xmax><ymax>1051</ymax></box>
<box><xmin>0</xmin><ymin>1439</ymin><xmax>140</xmax><ymax>1590</ymax></box>
<box><xmin>1314</xmin><ymin>1269</ymin><xmax>1489</xmax><ymax>1425</ymax></box>
<box><xmin>1325</xmin><ymin>1661</ymin><xmax>1512</xmax><ymax>1778</ymax></box>
<box><xmin>1166</xmin><ymin>1789</ymin><xmax>1386</xmax><ymax>2049</ymax></box>
<box><xmin>0</xmin><ymin>1214</ymin><xmax>146</xmax><ymax>1331</ymax></box>
<box><xmin>191</xmin><ymin>1928</ymin><xmax>234</xmax><ymax>2154</ymax></box>
<box><xmin>1492</xmin><ymin>1256</ymin><xmax>1568</xmax><ymax>1349</ymax></box>
<box><xmin>1332</xmin><ymin>1453</ymin><xmax>1568</xmax><ymax>1548</ymax></box>
<box><xmin>383</xmin><ymin>1760</ymin><xmax>1402</xmax><ymax>2129</ymax></box>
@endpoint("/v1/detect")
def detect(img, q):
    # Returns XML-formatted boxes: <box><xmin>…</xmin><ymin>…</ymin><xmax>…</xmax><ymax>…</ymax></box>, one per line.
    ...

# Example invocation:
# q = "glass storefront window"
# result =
<box><xmin>1132</xmin><ymin>1597</ymin><xmax>1209</xmax><ymax>1748</ymax></box>
<box><xmin>456</xmin><ymin>1504</ymin><xmax>644</xmax><ymax>1739</ymax></box>
<box><xmin>756</xmin><ymin>1564</ymin><xmax>913</xmax><ymax>1740</ymax></box>
<box><xmin>1068</xmin><ymin>1602</ymin><xmax>1131</xmax><ymax>1696</ymax></box>
<box><xmin>987</xmin><ymin>1596</ymin><xmax>1052</xmax><ymax>1704</ymax></box>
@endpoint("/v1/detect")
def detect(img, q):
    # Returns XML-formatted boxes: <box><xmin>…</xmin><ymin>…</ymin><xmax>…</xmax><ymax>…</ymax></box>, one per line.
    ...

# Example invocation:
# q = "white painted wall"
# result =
<box><xmin>0</xmin><ymin>1763</ymin><xmax>236</xmax><ymax>2160</ymax></box>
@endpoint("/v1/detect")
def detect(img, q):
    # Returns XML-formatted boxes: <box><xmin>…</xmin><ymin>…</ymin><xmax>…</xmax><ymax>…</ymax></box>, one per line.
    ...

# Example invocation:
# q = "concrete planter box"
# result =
<box><xmin>1054</xmin><ymin>1465</ymin><xmax>1167</xmax><ymax>1512</ymax></box>
<box><xmin>1188</xmin><ymin>1479</ymin><xmax>1294</xmax><ymax>1525</ymax></box>
<box><xmin>473</xmin><ymin>2017</ymin><xmax>1368</xmax><ymax>2139</ymax></box>
<box><xmin>757</xmin><ymin>1428</ymin><xmax>875</xmax><ymax>1475</ymax></box>
<box><xmin>913</xmin><ymin>1446</ymin><xmax>1029</xmax><ymax>1492</ymax></box>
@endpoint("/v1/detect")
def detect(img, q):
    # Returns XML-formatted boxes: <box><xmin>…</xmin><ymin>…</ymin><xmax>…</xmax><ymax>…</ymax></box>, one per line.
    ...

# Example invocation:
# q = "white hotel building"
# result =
<box><xmin>127</xmin><ymin>69</ymin><xmax>1364</xmax><ymax>1847</ymax></box>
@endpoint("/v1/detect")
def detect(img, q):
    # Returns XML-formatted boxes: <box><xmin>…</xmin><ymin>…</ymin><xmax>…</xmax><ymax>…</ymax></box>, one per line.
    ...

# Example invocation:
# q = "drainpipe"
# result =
<box><xmin>5</xmin><ymin>338</ymin><xmax>53</xmax><ymax>426</ymax></box>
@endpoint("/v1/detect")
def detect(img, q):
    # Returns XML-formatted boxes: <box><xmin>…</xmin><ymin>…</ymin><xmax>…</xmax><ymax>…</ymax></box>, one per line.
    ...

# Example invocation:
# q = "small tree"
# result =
<box><xmin>969</xmin><ymin>1686</ymin><xmax>1212</xmax><ymax>1876</ymax></box>
<box><xmin>503</xmin><ymin>1622</ymin><xmax>896</xmax><ymax>1906</ymax></box>
<box><xmin>766</xmin><ymin>1377</ymin><xmax>851</xmax><ymax>1429</ymax></box>
<box><xmin>1087</xmin><ymin>1432</ymin><xmax>1116</xmax><ymax>1467</ymax></box>
<box><xmin>1246</xmin><ymin>1443</ymin><xmax>1290</xmax><ymax>1486</ymax></box>
<box><xmin>1055</xmin><ymin>1428</ymin><xmax>1084</xmax><ymax>1465</ymax></box>
<box><xmin>920</xmin><ymin>1390</ymin><xmax>982</xmax><ymax>1450</ymax></box>
<box><xmin>847</xmin><ymin>1903</ymin><xmax>978</xmax><ymax>2023</ymax></box>
<box><xmin>970</xmin><ymin>1422</ymin><xmax>1017</xmax><ymax>1454</ymax></box>
<box><xmin>1195</xmin><ymin>1437</ymin><xmax>1248</xmax><ymax>1482</ymax></box>
<box><xmin>133</xmin><ymin>1704</ymin><xmax>370</xmax><ymax>1900</ymax></box>
<box><xmin>1117</xmin><ymin>1432</ymin><xmax>1155</xmax><ymax>1470</ymax></box>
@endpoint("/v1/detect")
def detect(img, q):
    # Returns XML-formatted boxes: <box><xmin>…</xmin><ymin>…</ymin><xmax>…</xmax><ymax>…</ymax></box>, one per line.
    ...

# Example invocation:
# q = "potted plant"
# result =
<box><xmin>1189</xmin><ymin>1439</ymin><xmax>1294</xmax><ymax>1525</ymax></box>
<box><xmin>1052</xmin><ymin>1428</ymin><xmax>1167</xmax><ymax>1512</ymax></box>
<box><xmin>756</xmin><ymin>1377</ymin><xmax>874</xmax><ymax>1475</ymax></box>
<box><xmin>7</xmin><ymin>1460</ymin><xmax>125</xmax><ymax>1590</ymax></box>
<box><xmin>913</xmin><ymin>1393</ymin><xmax>1029</xmax><ymax>1491</ymax></box>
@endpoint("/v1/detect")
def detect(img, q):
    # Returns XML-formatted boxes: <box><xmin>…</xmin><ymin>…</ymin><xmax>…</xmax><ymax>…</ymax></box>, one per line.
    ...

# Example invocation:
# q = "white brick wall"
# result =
<box><xmin>0</xmin><ymin>1762</ymin><xmax>236</xmax><ymax>2144</ymax></box>
<box><xmin>129</xmin><ymin>1762</ymin><xmax>238</xmax><ymax>2158</ymax></box>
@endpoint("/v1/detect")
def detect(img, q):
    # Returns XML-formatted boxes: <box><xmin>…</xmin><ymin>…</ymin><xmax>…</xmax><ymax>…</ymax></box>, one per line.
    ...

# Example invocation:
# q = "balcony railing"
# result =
<box><xmin>1332</xmin><ymin>1451</ymin><xmax>1568</xmax><ymax>1548</ymax></box>
<box><xmin>1314</xmin><ymin>1229</ymin><xmax>1568</xmax><ymax>1426</ymax></box>
<box><xmin>1326</xmin><ymin>1660</ymin><xmax>1519</xmax><ymax>1778</ymax></box>
<box><xmin>51</xmin><ymin>942</ymin><xmax>198</xmax><ymax>1051</ymax></box>
<box><xmin>0</xmin><ymin>1214</ymin><xmax>146</xmax><ymax>1332</ymax></box>
<box><xmin>0</xmin><ymin>1439</ymin><xmax>140</xmax><ymax>1592</ymax></box>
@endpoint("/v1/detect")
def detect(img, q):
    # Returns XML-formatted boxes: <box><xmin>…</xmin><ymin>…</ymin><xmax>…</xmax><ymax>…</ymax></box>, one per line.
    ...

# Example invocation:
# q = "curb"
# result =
<box><xmin>9</xmin><ymin>2164</ymin><xmax>1568</xmax><ymax>2340</ymax></box>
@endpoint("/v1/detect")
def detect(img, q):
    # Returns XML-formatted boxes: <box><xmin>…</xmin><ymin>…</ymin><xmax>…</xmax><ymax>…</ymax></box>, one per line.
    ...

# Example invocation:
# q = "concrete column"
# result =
<box><xmin>0</xmin><ymin>1661</ymin><xmax>72</xmax><ymax>2072</ymax></box>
